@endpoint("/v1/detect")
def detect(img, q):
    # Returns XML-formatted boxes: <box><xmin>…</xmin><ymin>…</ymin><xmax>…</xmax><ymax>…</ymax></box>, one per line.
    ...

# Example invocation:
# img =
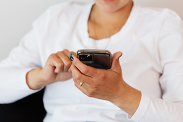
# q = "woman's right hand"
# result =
<box><xmin>26</xmin><ymin>49</ymin><xmax>75</xmax><ymax>90</ymax></box>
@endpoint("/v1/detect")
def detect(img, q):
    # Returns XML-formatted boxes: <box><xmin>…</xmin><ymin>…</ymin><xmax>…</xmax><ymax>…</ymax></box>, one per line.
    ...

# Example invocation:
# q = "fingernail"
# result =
<box><xmin>70</xmin><ymin>53</ymin><xmax>76</xmax><ymax>61</ymax></box>
<box><xmin>70</xmin><ymin>56</ymin><xmax>74</xmax><ymax>61</ymax></box>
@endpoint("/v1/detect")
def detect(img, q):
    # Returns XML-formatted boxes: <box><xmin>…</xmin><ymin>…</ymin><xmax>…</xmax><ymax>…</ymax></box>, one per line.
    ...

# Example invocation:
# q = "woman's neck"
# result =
<box><xmin>88</xmin><ymin>1</ymin><xmax>133</xmax><ymax>40</ymax></box>
<box><xmin>91</xmin><ymin>1</ymin><xmax>133</xmax><ymax>28</ymax></box>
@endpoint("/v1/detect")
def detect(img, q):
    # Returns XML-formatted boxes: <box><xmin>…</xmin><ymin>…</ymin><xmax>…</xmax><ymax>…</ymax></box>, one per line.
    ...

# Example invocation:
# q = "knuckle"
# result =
<box><xmin>75</xmin><ymin>73</ymin><xmax>82</xmax><ymax>80</ymax></box>
<box><xmin>98</xmin><ymin>72</ymin><xmax>105</xmax><ymax>80</ymax></box>
<box><xmin>63</xmin><ymin>49</ymin><xmax>70</xmax><ymax>55</ymax></box>
<box><xmin>49</xmin><ymin>54</ymin><xmax>56</xmax><ymax>59</ymax></box>
<box><xmin>56</xmin><ymin>51</ymin><xmax>63</xmax><ymax>56</ymax></box>
<box><xmin>63</xmin><ymin>49</ymin><xmax>69</xmax><ymax>52</ymax></box>
<box><xmin>87</xmin><ymin>92</ymin><xmax>94</xmax><ymax>98</ymax></box>
<box><xmin>87</xmin><ymin>89</ymin><xmax>96</xmax><ymax>97</ymax></box>
<box><xmin>82</xmin><ymin>67</ymin><xmax>89</xmax><ymax>74</ymax></box>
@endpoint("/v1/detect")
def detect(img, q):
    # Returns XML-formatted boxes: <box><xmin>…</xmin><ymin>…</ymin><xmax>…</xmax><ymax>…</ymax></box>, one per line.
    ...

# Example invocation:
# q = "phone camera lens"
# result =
<box><xmin>79</xmin><ymin>55</ymin><xmax>92</xmax><ymax>61</ymax></box>
<box><xmin>87</xmin><ymin>54</ymin><xmax>91</xmax><ymax>58</ymax></box>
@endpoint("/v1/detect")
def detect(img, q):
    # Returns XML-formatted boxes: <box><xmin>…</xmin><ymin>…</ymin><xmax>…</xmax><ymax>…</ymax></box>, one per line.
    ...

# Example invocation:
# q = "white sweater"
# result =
<box><xmin>0</xmin><ymin>1</ymin><xmax>183</xmax><ymax>122</ymax></box>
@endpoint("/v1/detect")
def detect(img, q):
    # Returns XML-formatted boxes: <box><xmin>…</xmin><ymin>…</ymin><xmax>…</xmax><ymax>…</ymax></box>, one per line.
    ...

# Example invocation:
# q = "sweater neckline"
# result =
<box><xmin>80</xmin><ymin>1</ymin><xmax>139</xmax><ymax>49</ymax></box>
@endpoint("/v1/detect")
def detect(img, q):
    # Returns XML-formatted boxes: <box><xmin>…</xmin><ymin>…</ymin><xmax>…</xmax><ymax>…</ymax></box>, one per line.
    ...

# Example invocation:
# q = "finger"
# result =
<box><xmin>111</xmin><ymin>51</ymin><xmax>122</xmax><ymax>72</ymax></box>
<box><xmin>74</xmin><ymin>80</ymin><xmax>96</xmax><ymax>98</ymax></box>
<box><xmin>74</xmin><ymin>78</ymin><xmax>102</xmax><ymax>99</ymax></box>
<box><xmin>49</xmin><ymin>54</ymin><xmax>64</xmax><ymax>73</ymax></box>
<box><xmin>71</xmin><ymin>64</ymin><xmax>93</xmax><ymax>85</ymax></box>
<box><xmin>72</xmin><ymin>56</ymin><xmax>100</xmax><ymax>78</ymax></box>
<box><xmin>56</xmin><ymin>51</ymin><xmax>72</xmax><ymax>72</ymax></box>
<box><xmin>71</xmin><ymin>64</ymin><xmax>107</xmax><ymax>99</ymax></box>
<box><xmin>70</xmin><ymin>51</ymin><xmax>77</xmax><ymax>57</ymax></box>
<box><xmin>65</xmin><ymin>49</ymin><xmax>77</xmax><ymax>60</ymax></box>
<box><xmin>63</xmin><ymin>49</ymin><xmax>71</xmax><ymax>55</ymax></box>
<box><xmin>71</xmin><ymin>65</ymin><xmax>97</xmax><ymax>98</ymax></box>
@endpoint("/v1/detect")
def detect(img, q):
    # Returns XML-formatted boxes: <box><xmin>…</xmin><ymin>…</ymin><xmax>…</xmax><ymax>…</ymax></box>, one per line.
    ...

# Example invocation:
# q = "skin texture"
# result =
<box><xmin>26</xmin><ymin>49</ymin><xmax>76</xmax><ymax>89</ymax></box>
<box><xmin>26</xmin><ymin>0</ymin><xmax>141</xmax><ymax>117</ymax></box>
<box><xmin>71</xmin><ymin>52</ymin><xmax>141</xmax><ymax>116</ymax></box>
<box><xmin>94</xmin><ymin>0</ymin><xmax>132</xmax><ymax>13</ymax></box>
<box><xmin>88</xmin><ymin>0</ymin><xmax>133</xmax><ymax>40</ymax></box>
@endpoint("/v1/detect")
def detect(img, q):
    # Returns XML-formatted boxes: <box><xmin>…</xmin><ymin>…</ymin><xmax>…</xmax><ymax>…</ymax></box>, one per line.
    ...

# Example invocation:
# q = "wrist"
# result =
<box><xmin>26</xmin><ymin>68</ymin><xmax>45</xmax><ymax>90</ymax></box>
<box><xmin>113</xmin><ymin>82</ymin><xmax>142</xmax><ymax>116</ymax></box>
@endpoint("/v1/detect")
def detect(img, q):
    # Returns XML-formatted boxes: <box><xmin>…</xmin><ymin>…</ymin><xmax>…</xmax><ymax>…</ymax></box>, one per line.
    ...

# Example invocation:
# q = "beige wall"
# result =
<box><xmin>134</xmin><ymin>0</ymin><xmax>183</xmax><ymax>20</ymax></box>
<box><xmin>0</xmin><ymin>0</ymin><xmax>92</xmax><ymax>60</ymax></box>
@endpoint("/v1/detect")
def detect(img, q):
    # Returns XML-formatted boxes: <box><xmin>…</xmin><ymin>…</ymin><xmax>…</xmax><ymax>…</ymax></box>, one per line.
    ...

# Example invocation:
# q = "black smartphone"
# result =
<box><xmin>77</xmin><ymin>49</ymin><xmax>112</xmax><ymax>69</ymax></box>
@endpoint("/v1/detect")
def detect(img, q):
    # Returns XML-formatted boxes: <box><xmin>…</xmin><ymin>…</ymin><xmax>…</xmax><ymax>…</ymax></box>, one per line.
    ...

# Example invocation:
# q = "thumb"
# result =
<box><xmin>111</xmin><ymin>51</ymin><xmax>122</xmax><ymax>72</ymax></box>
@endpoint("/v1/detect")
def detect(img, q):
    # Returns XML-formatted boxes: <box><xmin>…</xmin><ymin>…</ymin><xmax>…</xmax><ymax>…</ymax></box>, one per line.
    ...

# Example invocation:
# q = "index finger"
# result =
<box><xmin>72</xmin><ymin>56</ymin><xmax>100</xmax><ymax>78</ymax></box>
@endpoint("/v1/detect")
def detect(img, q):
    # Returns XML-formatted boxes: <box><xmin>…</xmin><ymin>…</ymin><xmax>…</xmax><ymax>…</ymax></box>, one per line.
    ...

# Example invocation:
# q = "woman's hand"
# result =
<box><xmin>26</xmin><ymin>49</ymin><xmax>76</xmax><ymax>90</ymax></box>
<box><xmin>71</xmin><ymin>51</ymin><xmax>141</xmax><ymax>116</ymax></box>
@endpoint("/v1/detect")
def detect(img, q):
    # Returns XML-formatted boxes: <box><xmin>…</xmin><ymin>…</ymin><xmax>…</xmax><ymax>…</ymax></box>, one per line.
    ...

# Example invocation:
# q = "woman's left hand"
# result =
<box><xmin>70</xmin><ymin>51</ymin><xmax>141</xmax><ymax>116</ymax></box>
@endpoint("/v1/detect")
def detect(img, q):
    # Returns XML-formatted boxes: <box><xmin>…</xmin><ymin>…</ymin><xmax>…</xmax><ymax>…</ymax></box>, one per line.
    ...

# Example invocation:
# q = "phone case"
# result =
<box><xmin>77</xmin><ymin>49</ymin><xmax>112</xmax><ymax>69</ymax></box>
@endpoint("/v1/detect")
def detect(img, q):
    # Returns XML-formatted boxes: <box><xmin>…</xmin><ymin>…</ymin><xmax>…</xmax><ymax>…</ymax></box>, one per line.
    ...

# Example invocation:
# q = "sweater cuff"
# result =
<box><xmin>20</xmin><ymin>68</ymin><xmax>43</xmax><ymax>92</ymax></box>
<box><xmin>127</xmin><ymin>92</ymin><xmax>150</xmax><ymax>121</ymax></box>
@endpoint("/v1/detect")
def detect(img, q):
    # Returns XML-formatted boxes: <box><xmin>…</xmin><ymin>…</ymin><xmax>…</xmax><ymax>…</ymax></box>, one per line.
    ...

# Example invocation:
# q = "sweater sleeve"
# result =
<box><xmin>0</xmin><ymin>30</ymin><xmax>42</xmax><ymax>104</ymax></box>
<box><xmin>129</xmin><ymin>10</ymin><xmax>183</xmax><ymax>122</ymax></box>
<box><xmin>0</xmin><ymin>1</ymin><xmax>77</xmax><ymax>104</ymax></box>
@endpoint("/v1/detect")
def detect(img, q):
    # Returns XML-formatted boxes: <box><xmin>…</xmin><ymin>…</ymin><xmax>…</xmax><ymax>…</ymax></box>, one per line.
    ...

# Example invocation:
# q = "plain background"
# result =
<box><xmin>0</xmin><ymin>0</ymin><xmax>182</xmax><ymax>61</ymax></box>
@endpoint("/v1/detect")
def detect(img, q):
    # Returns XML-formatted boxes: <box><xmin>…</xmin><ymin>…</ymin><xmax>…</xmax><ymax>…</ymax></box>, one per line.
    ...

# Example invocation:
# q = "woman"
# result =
<box><xmin>0</xmin><ymin>0</ymin><xmax>183</xmax><ymax>121</ymax></box>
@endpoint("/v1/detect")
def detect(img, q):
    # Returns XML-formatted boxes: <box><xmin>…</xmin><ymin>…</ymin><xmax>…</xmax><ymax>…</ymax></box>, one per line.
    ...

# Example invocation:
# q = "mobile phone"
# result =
<box><xmin>77</xmin><ymin>49</ymin><xmax>112</xmax><ymax>69</ymax></box>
